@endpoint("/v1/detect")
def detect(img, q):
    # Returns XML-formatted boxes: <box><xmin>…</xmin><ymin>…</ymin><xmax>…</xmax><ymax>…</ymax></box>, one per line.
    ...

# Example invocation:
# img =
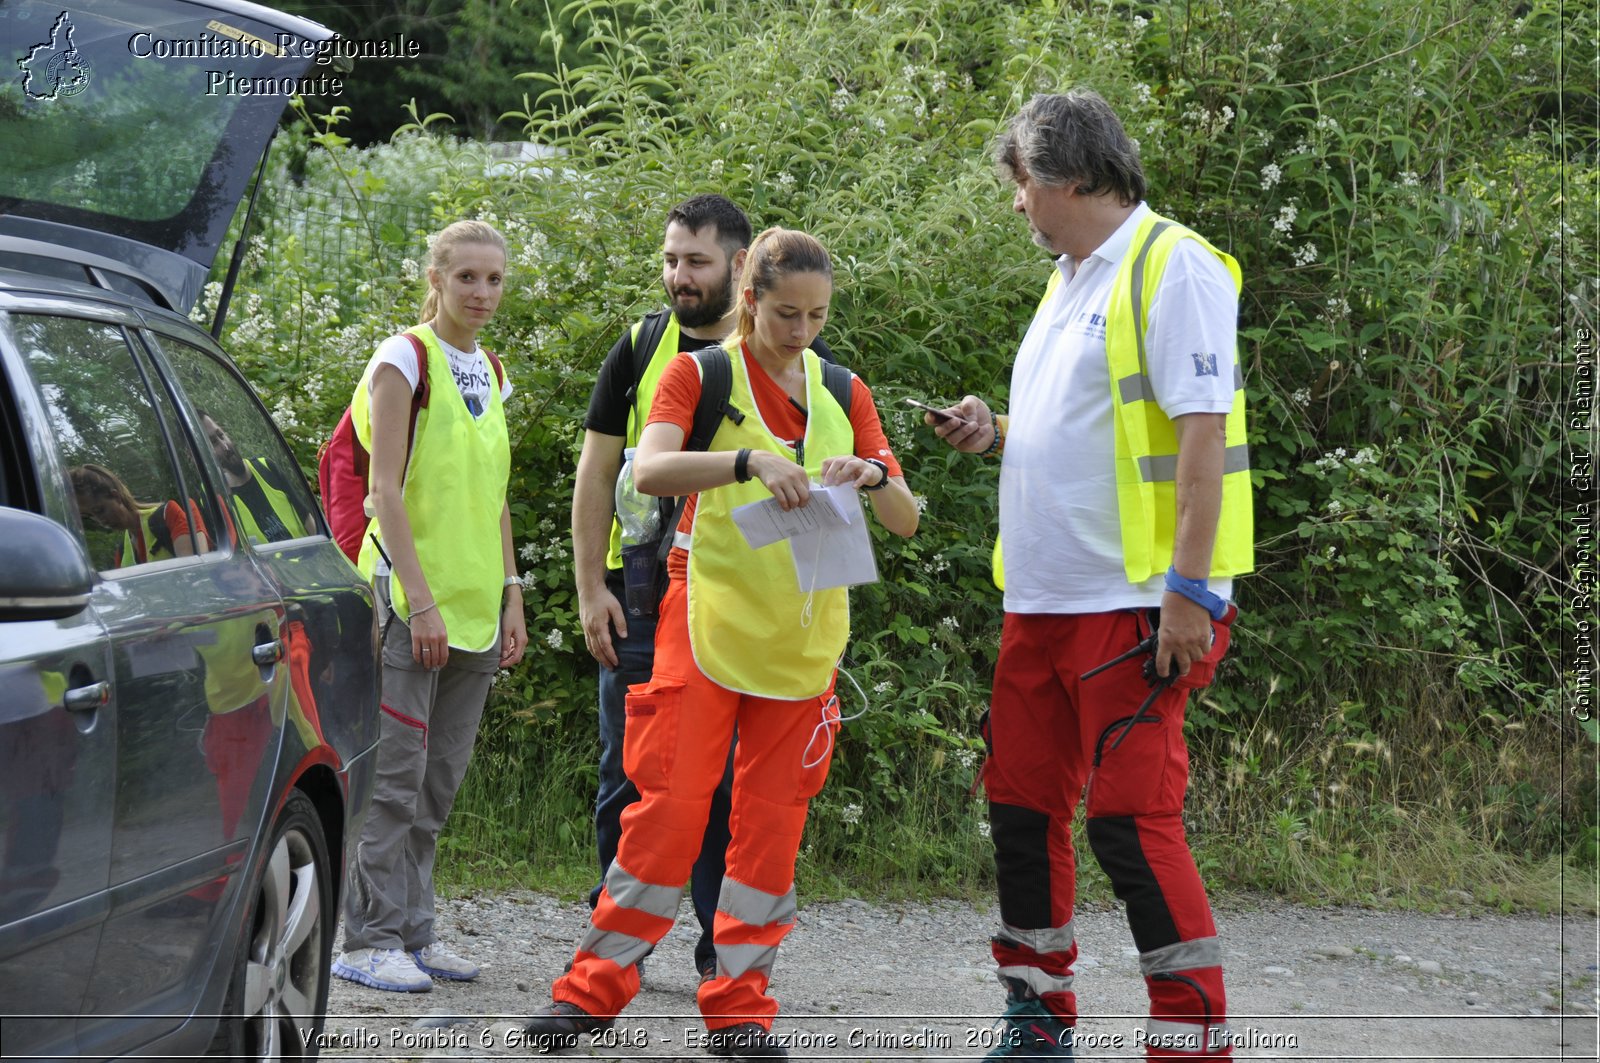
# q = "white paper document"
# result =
<box><xmin>731</xmin><ymin>483</ymin><xmax>879</xmax><ymax>591</ymax></box>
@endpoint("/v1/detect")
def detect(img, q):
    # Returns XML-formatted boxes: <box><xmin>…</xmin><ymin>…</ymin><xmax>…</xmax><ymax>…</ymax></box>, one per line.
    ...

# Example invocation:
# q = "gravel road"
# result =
<box><xmin>318</xmin><ymin>890</ymin><xmax>1598</xmax><ymax>1062</ymax></box>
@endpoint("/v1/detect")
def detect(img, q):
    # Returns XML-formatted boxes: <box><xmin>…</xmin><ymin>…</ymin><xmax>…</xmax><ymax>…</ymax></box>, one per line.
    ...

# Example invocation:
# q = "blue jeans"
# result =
<box><xmin>593</xmin><ymin>573</ymin><xmax>732</xmax><ymax>973</ymax></box>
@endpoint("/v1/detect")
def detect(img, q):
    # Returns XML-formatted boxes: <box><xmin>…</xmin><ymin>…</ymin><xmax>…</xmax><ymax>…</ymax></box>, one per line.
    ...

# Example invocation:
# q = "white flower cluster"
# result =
<box><xmin>1292</xmin><ymin>242</ymin><xmax>1318</xmax><ymax>266</ymax></box>
<box><xmin>1292</xmin><ymin>387</ymin><xmax>1312</xmax><ymax>407</ymax></box>
<box><xmin>1260</xmin><ymin>163</ymin><xmax>1282</xmax><ymax>190</ymax></box>
<box><xmin>1313</xmin><ymin>447</ymin><xmax>1349</xmax><ymax>471</ymax></box>
<box><xmin>545</xmin><ymin>628</ymin><xmax>565</xmax><ymax>650</ymax></box>
<box><xmin>1182</xmin><ymin>103</ymin><xmax>1234</xmax><ymax>138</ymax></box>
<box><xmin>272</xmin><ymin>394</ymin><xmax>300</xmax><ymax>430</ymax></box>
<box><xmin>954</xmin><ymin>747</ymin><xmax>979</xmax><ymax>772</ymax></box>
<box><xmin>940</xmin><ymin>616</ymin><xmax>960</xmax><ymax>632</ymax></box>
<box><xmin>1399</xmin><ymin>171</ymin><xmax>1421</xmax><ymax>188</ymax></box>
<box><xmin>1273</xmin><ymin>202</ymin><xmax>1298</xmax><ymax>234</ymax></box>
<box><xmin>841</xmin><ymin>803</ymin><xmax>863</xmax><ymax>825</ymax></box>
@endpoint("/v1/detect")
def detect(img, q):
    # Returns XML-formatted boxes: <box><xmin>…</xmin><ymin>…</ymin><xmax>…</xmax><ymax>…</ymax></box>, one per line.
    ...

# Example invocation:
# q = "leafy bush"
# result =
<box><xmin>215</xmin><ymin>0</ymin><xmax>1595</xmax><ymax>904</ymax></box>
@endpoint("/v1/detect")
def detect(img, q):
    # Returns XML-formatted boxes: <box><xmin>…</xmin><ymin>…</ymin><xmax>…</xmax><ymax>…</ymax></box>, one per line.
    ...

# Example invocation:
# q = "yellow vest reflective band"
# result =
<box><xmin>606</xmin><ymin>313</ymin><xmax>683</xmax><ymax>571</ymax></box>
<box><xmin>231</xmin><ymin>459</ymin><xmax>307</xmax><ymax>545</ymax></box>
<box><xmin>991</xmin><ymin>211</ymin><xmax>1253</xmax><ymax>589</ymax></box>
<box><xmin>352</xmin><ymin>325</ymin><xmax>510</xmax><ymax>652</ymax></box>
<box><xmin>686</xmin><ymin>342</ymin><xmax>855</xmax><ymax>698</ymax></box>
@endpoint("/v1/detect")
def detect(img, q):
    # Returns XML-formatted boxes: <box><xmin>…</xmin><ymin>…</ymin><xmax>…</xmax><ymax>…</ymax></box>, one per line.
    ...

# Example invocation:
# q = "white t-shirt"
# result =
<box><xmin>369</xmin><ymin>330</ymin><xmax>513</xmax><ymax>418</ymax></box>
<box><xmin>999</xmin><ymin>203</ymin><xmax>1238</xmax><ymax>615</ymax></box>
<box><xmin>367</xmin><ymin>329</ymin><xmax>513</xmax><ymax>574</ymax></box>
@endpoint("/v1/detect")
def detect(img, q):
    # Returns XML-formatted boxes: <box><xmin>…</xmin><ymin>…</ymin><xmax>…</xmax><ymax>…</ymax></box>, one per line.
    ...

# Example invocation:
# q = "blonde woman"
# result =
<box><xmin>333</xmin><ymin>220</ymin><xmax>528</xmax><ymax>993</ymax></box>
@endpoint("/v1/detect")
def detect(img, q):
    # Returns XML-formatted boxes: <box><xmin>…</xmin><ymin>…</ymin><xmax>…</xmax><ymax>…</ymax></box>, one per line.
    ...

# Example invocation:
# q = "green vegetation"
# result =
<box><xmin>211</xmin><ymin>0</ymin><xmax>1597</xmax><ymax>911</ymax></box>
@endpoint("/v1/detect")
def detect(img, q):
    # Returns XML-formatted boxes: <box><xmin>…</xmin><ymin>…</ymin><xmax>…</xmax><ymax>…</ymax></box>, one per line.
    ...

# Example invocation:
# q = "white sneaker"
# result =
<box><xmin>332</xmin><ymin>947</ymin><xmax>433</xmax><ymax>992</ymax></box>
<box><xmin>411</xmin><ymin>942</ymin><xmax>480</xmax><ymax>981</ymax></box>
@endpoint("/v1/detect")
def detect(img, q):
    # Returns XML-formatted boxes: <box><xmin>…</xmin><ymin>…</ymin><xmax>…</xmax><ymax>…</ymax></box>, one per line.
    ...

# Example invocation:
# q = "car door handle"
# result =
<box><xmin>252</xmin><ymin>639</ymin><xmax>284</xmax><ymax>666</ymax></box>
<box><xmin>63</xmin><ymin>680</ymin><xmax>110</xmax><ymax>712</ymax></box>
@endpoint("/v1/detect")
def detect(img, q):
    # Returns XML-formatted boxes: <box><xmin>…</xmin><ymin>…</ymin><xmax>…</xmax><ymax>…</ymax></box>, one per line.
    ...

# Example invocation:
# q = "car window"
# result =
<box><xmin>12</xmin><ymin>314</ymin><xmax>216</xmax><ymax>571</ymax></box>
<box><xmin>150</xmin><ymin>333</ymin><xmax>323</xmax><ymax>547</ymax></box>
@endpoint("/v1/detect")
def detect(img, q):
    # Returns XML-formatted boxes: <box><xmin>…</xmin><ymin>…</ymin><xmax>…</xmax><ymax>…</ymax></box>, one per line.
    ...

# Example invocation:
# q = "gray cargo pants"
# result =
<box><xmin>341</xmin><ymin>578</ymin><xmax>498</xmax><ymax>952</ymax></box>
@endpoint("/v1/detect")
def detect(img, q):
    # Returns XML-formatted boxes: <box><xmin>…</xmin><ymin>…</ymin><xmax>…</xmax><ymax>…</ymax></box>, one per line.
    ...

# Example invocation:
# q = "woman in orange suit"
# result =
<box><xmin>523</xmin><ymin>228</ymin><xmax>918</xmax><ymax>1060</ymax></box>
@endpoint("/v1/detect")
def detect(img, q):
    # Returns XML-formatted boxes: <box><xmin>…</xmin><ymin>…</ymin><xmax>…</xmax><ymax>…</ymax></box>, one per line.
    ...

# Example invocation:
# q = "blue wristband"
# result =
<box><xmin>1164</xmin><ymin>565</ymin><xmax>1228</xmax><ymax>620</ymax></box>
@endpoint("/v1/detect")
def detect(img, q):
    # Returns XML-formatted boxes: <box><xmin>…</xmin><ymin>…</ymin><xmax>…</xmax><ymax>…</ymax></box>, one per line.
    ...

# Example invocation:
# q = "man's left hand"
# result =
<box><xmin>1155</xmin><ymin>591</ymin><xmax>1212</xmax><ymax>679</ymax></box>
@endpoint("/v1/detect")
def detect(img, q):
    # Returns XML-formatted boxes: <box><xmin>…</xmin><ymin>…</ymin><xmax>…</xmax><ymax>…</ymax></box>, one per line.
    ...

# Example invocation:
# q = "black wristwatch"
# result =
<box><xmin>861</xmin><ymin>457</ymin><xmax>890</xmax><ymax>491</ymax></box>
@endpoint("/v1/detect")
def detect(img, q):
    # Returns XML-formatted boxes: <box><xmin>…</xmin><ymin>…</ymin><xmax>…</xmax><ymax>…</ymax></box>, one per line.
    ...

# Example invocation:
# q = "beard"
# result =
<box><xmin>220</xmin><ymin>448</ymin><xmax>248</xmax><ymax>480</ymax></box>
<box><xmin>668</xmin><ymin>266</ymin><xmax>736</xmax><ymax>330</ymax></box>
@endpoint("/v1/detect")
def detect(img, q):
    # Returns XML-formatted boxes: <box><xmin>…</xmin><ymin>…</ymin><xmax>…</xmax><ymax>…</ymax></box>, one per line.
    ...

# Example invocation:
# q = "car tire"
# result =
<box><xmin>208</xmin><ymin>789</ymin><xmax>333</xmax><ymax>1060</ymax></box>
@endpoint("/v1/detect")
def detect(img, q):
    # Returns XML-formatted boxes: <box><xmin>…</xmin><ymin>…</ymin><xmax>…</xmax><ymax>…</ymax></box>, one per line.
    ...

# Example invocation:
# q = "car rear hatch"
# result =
<box><xmin>0</xmin><ymin>0</ymin><xmax>334</xmax><ymax>314</ymax></box>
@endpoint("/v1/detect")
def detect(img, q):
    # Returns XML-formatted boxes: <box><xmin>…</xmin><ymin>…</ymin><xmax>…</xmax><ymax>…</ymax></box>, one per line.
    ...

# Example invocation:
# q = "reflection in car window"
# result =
<box><xmin>151</xmin><ymin>334</ymin><xmax>323</xmax><ymax>547</ymax></box>
<box><xmin>13</xmin><ymin>315</ymin><xmax>211</xmax><ymax>571</ymax></box>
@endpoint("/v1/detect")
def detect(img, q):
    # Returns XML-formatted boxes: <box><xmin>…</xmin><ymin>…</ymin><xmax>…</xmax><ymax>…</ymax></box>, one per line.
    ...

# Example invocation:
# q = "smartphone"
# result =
<box><xmin>904</xmin><ymin>397</ymin><xmax>960</xmax><ymax>424</ymax></box>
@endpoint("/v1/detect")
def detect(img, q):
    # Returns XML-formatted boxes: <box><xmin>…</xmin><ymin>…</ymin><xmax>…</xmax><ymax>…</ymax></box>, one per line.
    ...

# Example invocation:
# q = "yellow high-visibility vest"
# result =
<box><xmin>606</xmin><ymin>313</ymin><xmax>683</xmax><ymax>571</ymax></box>
<box><xmin>685</xmin><ymin>341</ymin><xmax>856</xmax><ymax>698</ymax></box>
<box><xmin>231</xmin><ymin>459</ymin><xmax>308</xmax><ymax>545</ymax></box>
<box><xmin>993</xmin><ymin>211</ymin><xmax>1253</xmax><ymax>589</ymax></box>
<box><xmin>353</xmin><ymin>325</ymin><xmax>509</xmax><ymax>652</ymax></box>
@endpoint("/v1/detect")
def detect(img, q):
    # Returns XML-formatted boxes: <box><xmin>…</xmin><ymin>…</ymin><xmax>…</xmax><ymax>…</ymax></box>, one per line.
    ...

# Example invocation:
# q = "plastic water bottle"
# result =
<box><xmin>615</xmin><ymin>448</ymin><xmax>662</xmax><ymax>618</ymax></box>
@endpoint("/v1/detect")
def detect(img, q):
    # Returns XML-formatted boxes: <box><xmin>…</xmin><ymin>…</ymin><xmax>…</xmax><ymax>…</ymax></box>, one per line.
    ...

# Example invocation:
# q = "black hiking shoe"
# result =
<box><xmin>521</xmin><ymin>1001</ymin><xmax>613</xmax><ymax>1054</ymax></box>
<box><xmin>705</xmin><ymin>1022</ymin><xmax>789</xmax><ymax>1059</ymax></box>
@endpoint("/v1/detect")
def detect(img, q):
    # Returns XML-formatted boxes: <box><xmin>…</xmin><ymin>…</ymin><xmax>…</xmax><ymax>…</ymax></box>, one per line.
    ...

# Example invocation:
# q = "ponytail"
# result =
<box><xmin>732</xmin><ymin>227</ymin><xmax>834</xmax><ymax>342</ymax></box>
<box><xmin>419</xmin><ymin>219</ymin><xmax>508</xmax><ymax>325</ymax></box>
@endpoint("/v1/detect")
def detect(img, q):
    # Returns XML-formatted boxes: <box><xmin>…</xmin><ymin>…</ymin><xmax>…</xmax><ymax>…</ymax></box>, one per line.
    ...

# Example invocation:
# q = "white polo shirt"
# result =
<box><xmin>999</xmin><ymin>204</ymin><xmax>1239</xmax><ymax>615</ymax></box>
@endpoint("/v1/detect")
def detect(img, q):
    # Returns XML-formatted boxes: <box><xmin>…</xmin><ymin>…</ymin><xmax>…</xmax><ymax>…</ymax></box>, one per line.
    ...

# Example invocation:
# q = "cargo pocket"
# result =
<box><xmin>622</xmin><ymin>675</ymin><xmax>684</xmax><ymax>792</ymax></box>
<box><xmin>796</xmin><ymin>694</ymin><xmax>842</xmax><ymax>799</ymax></box>
<box><xmin>1086</xmin><ymin>708</ymin><xmax>1188</xmax><ymax>817</ymax></box>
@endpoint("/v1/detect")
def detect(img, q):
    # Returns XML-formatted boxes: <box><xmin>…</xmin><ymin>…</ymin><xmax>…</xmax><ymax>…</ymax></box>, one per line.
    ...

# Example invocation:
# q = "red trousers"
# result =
<box><xmin>554</xmin><ymin>578</ymin><xmax>839</xmax><ymax>1031</ymax></box>
<box><xmin>986</xmin><ymin>608</ymin><xmax>1234</xmax><ymax>1059</ymax></box>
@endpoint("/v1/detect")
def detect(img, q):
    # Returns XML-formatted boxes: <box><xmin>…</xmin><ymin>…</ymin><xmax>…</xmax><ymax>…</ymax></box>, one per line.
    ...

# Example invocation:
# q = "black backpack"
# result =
<box><xmin>626</xmin><ymin>309</ymin><xmax>854</xmax><ymax>561</ymax></box>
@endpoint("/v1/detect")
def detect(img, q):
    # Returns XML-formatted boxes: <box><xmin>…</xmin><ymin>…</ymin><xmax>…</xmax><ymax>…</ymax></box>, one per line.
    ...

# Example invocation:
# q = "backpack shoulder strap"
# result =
<box><xmin>655</xmin><ymin>345</ymin><xmax>744</xmax><ymax>563</ymax></box>
<box><xmin>686</xmin><ymin>345</ymin><xmax>742</xmax><ymax>452</ymax></box>
<box><xmin>629</xmin><ymin>309</ymin><xmax>674</xmax><ymax>394</ymax></box>
<box><xmin>483</xmin><ymin>347</ymin><xmax>505</xmax><ymax>388</ymax></box>
<box><xmin>819</xmin><ymin>360</ymin><xmax>854</xmax><ymax>419</ymax></box>
<box><xmin>402</xmin><ymin>331</ymin><xmax>431</xmax><ymax>409</ymax></box>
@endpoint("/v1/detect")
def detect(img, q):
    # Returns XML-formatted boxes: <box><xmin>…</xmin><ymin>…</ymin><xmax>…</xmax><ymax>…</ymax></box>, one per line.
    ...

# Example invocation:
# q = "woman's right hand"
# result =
<box><xmin>410</xmin><ymin>604</ymin><xmax>449</xmax><ymax>669</ymax></box>
<box><xmin>751</xmin><ymin>450</ymin><xmax>811</xmax><ymax>511</ymax></box>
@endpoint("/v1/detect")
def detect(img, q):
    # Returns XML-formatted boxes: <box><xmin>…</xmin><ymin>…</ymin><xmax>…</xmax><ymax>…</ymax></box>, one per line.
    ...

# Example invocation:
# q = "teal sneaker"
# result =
<box><xmin>983</xmin><ymin>997</ymin><xmax>1074</xmax><ymax>1059</ymax></box>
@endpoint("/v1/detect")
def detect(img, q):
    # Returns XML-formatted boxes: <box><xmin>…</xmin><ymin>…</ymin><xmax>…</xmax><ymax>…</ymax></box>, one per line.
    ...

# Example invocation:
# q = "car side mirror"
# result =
<box><xmin>0</xmin><ymin>508</ymin><xmax>95</xmax><ymax>621</ymax></box>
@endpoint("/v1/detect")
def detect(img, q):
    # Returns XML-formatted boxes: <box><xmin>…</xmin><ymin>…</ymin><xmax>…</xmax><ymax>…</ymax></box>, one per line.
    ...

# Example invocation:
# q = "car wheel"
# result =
<box><xmin>209</xmin><ymin>790</ymin><xmax>333</xmax><ymax>1059</ymax></box>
